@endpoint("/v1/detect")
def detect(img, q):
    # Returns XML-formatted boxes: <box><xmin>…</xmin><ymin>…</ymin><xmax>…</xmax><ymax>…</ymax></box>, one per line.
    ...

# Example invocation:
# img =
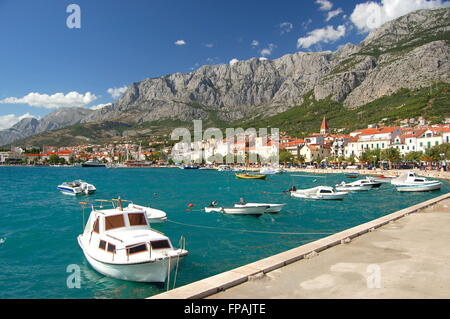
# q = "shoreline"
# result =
<box><xmin>1</xmin><ymin>165</ymin><xmax>449</xmax><ymax>180</ymax></box>
<box><xmin>150</xmin><ymin>192</ymin><xmax>450</xmax><ymax>299</ymax></box>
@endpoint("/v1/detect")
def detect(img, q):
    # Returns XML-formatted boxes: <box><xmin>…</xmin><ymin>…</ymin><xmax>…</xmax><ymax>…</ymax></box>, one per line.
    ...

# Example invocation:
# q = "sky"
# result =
<box><xmin>0</xmin><ymin>0</ymin><xmax>449</xmax><ymax>129</ymax></box>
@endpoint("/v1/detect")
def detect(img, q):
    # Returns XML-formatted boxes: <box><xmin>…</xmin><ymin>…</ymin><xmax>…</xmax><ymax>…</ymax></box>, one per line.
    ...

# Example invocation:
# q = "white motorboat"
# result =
<box><xmin>396</xmin><ymin>181</ymin><xmax>442</xmax><ymax>192</ymax></box>
<box><xmin>291</xmin><ymin>186</ymin><xmax>348</xmax><ymax>200</ymax></box>
<box><xmin>57</xmin><ymin>180</ymin><xmax>96</xmax><ymax>195</ymax></box>
<box><xmin>369</xmin><ymin>175</ymin><xmax>394</xmax><ymax>184</ymax></box>
<box><xmin>77</xmin><ymin>198</ymin><xmax>187</xmax><ymax>283</ymax></box>
<box><xmin>260</xmin><ymin>167</ymin><xmax>282</xmax><ymax>175</ymax></box>
<box><xmin>392</xmin><ymin>172</ymin><xmax>442</xmax><ymax>192</ymax></box>
<box><xmin>217</xmin><ymin>165</ymin><xmax>231</xmax><ymax>171</ymax></box>
<box><xmin>335</xmin><ymin>180</ymin><xmax>372</xmax><ymax>192</ymax></box>
<box><xmin>234</xmin><ymin>200</ymin><xmax>286</xmax><ymax>214</ymax></box>
<box><xmin>204</xmin><ymin>201</ymin><xmax>268</xmax><ymax>216</ymax></box>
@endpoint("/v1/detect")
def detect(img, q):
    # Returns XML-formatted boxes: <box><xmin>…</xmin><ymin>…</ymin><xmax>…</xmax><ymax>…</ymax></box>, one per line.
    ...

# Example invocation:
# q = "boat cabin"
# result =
<box><xmin>82</xmin><ymin>203</ymin><xmax>173</xmax><ymax>262</ymax></box>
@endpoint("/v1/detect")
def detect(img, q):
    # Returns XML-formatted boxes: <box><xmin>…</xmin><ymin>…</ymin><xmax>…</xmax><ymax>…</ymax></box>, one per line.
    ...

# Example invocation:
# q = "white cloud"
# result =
<box><xmin>326</xmin><ymin>8</ymin><xmax>343</xmax><ymax>21</ymax></box>
<box><xmin>259</xmin><ymin>57</ymin><xmax>268</xmax><ymax>61</ymax></box>
<box><xmin>297</xmin><ymin>25</ymin><xmax>346</xmax><ymax>49</ymax></box>
<box><xmin>316</xmin><ymin>0</ymin><xmax>333</xmax><ymax>11</ymax></box>
<box><xmin>280</xmin><ymin>22</ymin><xmax>293</xmax><ymax>34</ymax></box>
<box><xmin>174</xmin><ymin>40</ymin><xmax>186</xmax><ymax>45</ymax></box>
<box><xmin>0</xmin><ymin>92</ymin><xmax>97</xmax><ymax>109</ymax></box>
<box><xmin>251</xmin><ymin>40</ymin><xmax>260</xmax><ymax>46</ymax></box>
<box><xmin>90</xmin><ymin>103</ymin><xmax>112</xmax><ymax>110</ymax></box>
<box><xmin>351</xmin><ymin>0</ymin><xmax>450</xmax><ymax>32</ymax></box>
<box><xmin>107</xmin><ymin>86</ymin><xmax>128</xmax><ymax>99</ymax></box>
<box><xmin>229</xmin><ymin>58</ymin><xmax>239</xmax><ymax>65</ymax></box>
<box><xmin>260</xmin><ymin>43</ymin><xmax>277</xmax><ymax>56</ymax></box>
<box><xmin>204</xmin><ymin>43</ymin><xmax>214</xmax><ymax>48</ymax></box>
<box><xmin>0</xmin><ymin>113</ymin><xmax>37</xmax><ymax>130</ymax></box>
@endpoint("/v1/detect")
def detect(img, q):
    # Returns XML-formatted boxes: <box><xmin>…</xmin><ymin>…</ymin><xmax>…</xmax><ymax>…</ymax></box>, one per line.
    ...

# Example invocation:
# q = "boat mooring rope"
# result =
<box><xmin>167</xmin><ymin>219</ymin><xmax>333</xmax><ymax>236</ymax></box>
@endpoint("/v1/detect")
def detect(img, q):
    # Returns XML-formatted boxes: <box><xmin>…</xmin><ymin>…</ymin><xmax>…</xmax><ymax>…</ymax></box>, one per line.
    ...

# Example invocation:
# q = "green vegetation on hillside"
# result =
<box><xmin>238</xmin><ymin>83</ymin><xmax>450</xmax><ymax>137</ymax></box>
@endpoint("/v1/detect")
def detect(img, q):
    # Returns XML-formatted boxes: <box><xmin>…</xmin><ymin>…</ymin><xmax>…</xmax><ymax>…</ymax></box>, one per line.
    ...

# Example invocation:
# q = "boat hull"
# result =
<box><xmin>291</xmin><ymin>192</ymin><xmax>347</xmax><ymax>200</ymax></box>
<box><xmin>396</xmin><ymin>182</ymin><xmax>442</xmax><ymax>192</ymax></box>
<box><xmin>235</xmin><ymin>173</ymin><xmax>267</xmax><ymax>180</ymax></box>
<box><xmin>78</xmin><ymin>237</ymin><xmax>184</xmax><ymax>283</ymax></box>
<box><xmin>335</xmin><ymin>185</ymin><xmax>372</xmax><ymax>192</ymax></box>
<box><xmin>234</xmin><ymin>203</ymin><xmax>286</xmax><ymax>214</ymax></box>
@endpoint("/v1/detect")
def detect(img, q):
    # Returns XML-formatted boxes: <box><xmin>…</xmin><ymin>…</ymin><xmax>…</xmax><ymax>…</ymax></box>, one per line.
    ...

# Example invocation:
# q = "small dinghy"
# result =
<box><xmin>57</xmin><ymin>180</ymin><xmax>96</xmax><ymax>195</ymax></box>
<box><xmin>204</xmin><ymin>201</ymin><xmax>268</xmax><ymax>216</ymax></box>
<box><xmin>235</xmin><ymin>173</ymin><xmax>267</xmax><ymax>180</ymax></box>
<box><xmin>291</xmin><ymin>186</ymin><xmax>348</xmax><ymax>200</ymax></box>
<box><xmin>335</xmin><ymin>180</ymin><xmax>372</xmax><ymax>192</ymax></box>
<box><xmin>234</xmin><ymin>198</ymin><xmax>286</xmax><ymax>214</ymax></box>
<box><xmin>77</xmin><ymin>198</ymin><xmax>187</xmax><ymax>283</ymax></box>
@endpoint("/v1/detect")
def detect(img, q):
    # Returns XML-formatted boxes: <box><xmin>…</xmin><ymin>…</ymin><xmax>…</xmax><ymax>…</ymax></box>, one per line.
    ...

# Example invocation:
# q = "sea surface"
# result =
<box><xmin>0</xmin><ymin>167</ymin><xmax>448</xmax><ymax>298</ymax></box>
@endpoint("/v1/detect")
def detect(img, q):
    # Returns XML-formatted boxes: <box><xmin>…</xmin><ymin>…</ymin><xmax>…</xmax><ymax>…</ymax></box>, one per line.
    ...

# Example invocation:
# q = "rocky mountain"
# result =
<box><xmin>84</xmin><ymin>8</ymin><xmax>449</xmax><ymax>124</ymax></box>
<box><xmin>4</xmin><ymin>8</ymin><xmax>450</xmax><ymax>146</ymax></box>
<box><xmin>0</xmin><ymin>107</ymin><xmax>94</xmax><ymax>146</ymax></box>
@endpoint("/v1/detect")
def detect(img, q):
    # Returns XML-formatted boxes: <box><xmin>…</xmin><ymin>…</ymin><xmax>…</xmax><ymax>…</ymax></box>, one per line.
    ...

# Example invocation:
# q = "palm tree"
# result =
<box><xmin>381</xmin><ymin>148</ymin><xmax>401</xmax><ymax>170</ymax></box>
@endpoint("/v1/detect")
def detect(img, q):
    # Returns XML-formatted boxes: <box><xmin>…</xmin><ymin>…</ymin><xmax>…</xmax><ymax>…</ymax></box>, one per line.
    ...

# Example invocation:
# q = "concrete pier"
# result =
<box><xmin>151</xmin><ymin>192</ymin><xmax>450</xmax><ymax>299</ymax></box>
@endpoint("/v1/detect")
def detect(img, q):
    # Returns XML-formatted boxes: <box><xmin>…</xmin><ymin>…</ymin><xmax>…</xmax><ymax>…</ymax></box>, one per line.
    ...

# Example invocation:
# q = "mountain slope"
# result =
<box><xmin>0</xmin><ymin>107</ymin><xmax>94</xmax><ymax>146</ymax></box>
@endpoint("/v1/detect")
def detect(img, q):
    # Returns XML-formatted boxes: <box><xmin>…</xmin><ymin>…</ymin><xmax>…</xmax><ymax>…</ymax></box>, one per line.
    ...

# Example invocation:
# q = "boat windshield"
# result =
<box><xmin>128</xmin><ymin>213</ymin><xmax>147</xmax><ymax>226</ymax></box>
<box><xmin>105</xmin><ymin>214</ymin><xmax>126</xmax><ymax>231</ymax></box>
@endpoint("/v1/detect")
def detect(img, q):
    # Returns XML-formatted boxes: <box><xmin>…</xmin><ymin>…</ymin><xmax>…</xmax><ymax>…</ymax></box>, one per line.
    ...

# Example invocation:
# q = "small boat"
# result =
<box><xmin>392</xmin><ymin>171</ymin><xmax>442</xmax><ymax>192</ymax></box>
<box><xmin>217</xmin><ymin>165</ymin><xmax>231</xmax><ymax>171</ymax></box>
<box><xmin>396</xmin><ymin>181</ymin><xmax>442</xmax><ymax>192</ymax></box>
<box><xmin>335</xmin><ymin>180</ymin><xmax>372</xmax><ymax>192</ymax></box>
<box><xmin>291</xmin><ymin>186</ymin><xmax>348</xmax><ymax>200</ymax></box>
<box><xmin>77</xmin><ymin>198</ymin><xmax>187</xmax><ymax>283</ymax></box>
<box><xmin>81</xmin><ymin>159</ymin><xmax>106</xmax><ymax>168</ymax></box>
<box><xmin>362</xmin><ymin>177</ymin><xmax>383</xmax><ymax>188</ymax></box>
<box><xmin>57</xmin><ymin>180</ymin><xmax>96</xmax><ymax>195</ymax></box>
<box><xmin>235</xmin><ymin>173</ymin><xmax>267</xmax><ymax>180</ymax></box>
<box><xmin>204</xmin><ymin>201</ymin><xmax>268</xmax><ymax>216</ymax></box>
<box><xmin>180</xmin><ymin>165</ymin><xmax>200</xmax><ymax>169</ymax></box>
<box><xmin>345</xmin><ymin>172</ymin><xmax>360</xmax><ymax>178</ymax></box>
<box><xmin>259</xmin><ymin>167</ymin><xmax>281</xmax><ymax>175</ymax></box>
<box><xmin>234</xmin><ymin>198</ymin><xmax>286</xmax><ymax>214</ymax></box>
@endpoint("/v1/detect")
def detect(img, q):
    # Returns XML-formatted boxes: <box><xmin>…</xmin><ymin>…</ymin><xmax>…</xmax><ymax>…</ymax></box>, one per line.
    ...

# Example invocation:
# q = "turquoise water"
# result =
<box><xmin>0</xmin><ymin>167</ymin><xmax>448</xmax><ymax>298</ymax></box>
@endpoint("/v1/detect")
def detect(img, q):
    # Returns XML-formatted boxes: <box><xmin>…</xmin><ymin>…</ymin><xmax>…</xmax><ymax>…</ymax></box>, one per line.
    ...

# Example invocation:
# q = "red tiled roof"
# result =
<box><xmin>356</xmin><ymin>127</ymin><xmax>398</xmax><ymax>136</ymax></box>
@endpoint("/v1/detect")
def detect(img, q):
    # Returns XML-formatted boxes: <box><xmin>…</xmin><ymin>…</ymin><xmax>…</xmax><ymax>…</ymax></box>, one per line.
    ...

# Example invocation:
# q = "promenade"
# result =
<box><xmin>151</xmin><ymin>193</ymin><xmax>450</xmax><ymax>299</ymax></box>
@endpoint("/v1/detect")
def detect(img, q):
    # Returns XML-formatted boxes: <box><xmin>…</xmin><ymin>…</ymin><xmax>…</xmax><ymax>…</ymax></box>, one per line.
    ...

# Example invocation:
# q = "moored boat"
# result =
<box><xmin>392</xmin><ymin>172</ymin><xmax>442</xmax><ymax>192</ymax></box>
<box><xmin>396</xmin><ymin>181</ymin><xmax>442</xmax><ymax>192</ymax></box>
<box><xmin>335</xmin><ymin>180</ymin><xmax>372</xmax><ymax>192</ymax></box>
<box><xmin>234</xmin><ymin>199</ymin><xmax>286</xmax><ymax>214</ymax></box>
<box><xmin>77</xmin><ymin>198</ymin><xmax>187</xmax><ymax>283</ymax></box>
<box><xmin>345</xmin><ymin>172</ymin><xmax>360</xmax><ymax>178</ymax></box>
<box><xmin>291</xmin><ymin>186</ymin><xmax>348</xmax><ymax>200</ymax></box>
<box><xmin>204</xmin><ymin>201</ymin><xmax>269</xmax><ymax>216</ymax></box>
<box><xmin>81</xmin><ymin>159</ymin><xmax>106</xmax><ymax>168</ymax></box>
<box><xmin>235</xmin><ymin>173</ymin><xmax>267</xmax><ymax>180</ymax></box>
<box><xmin>57</xmin><ymin>180</ymin><xmax>96</xmax><ymax>195</ymax></box>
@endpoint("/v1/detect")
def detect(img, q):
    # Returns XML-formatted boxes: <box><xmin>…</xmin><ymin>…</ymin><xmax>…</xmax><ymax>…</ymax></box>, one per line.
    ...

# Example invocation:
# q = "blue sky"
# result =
<box><xmin>0</xmin><ymin>0</ymin><xmax>449</xmax><ymax>129</ymax></box>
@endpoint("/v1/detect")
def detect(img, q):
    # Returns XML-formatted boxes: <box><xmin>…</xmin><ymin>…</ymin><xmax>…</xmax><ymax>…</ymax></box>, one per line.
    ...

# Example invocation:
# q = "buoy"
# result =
<box><xmin>185</xmin><ymin>209</ymin><xmax>191</xmax><ymax>212</ymax></box>
<box><xmin>188</xmin><ymin>203</ymin><xmax>194</xmax><ymax>208</ymax></box>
